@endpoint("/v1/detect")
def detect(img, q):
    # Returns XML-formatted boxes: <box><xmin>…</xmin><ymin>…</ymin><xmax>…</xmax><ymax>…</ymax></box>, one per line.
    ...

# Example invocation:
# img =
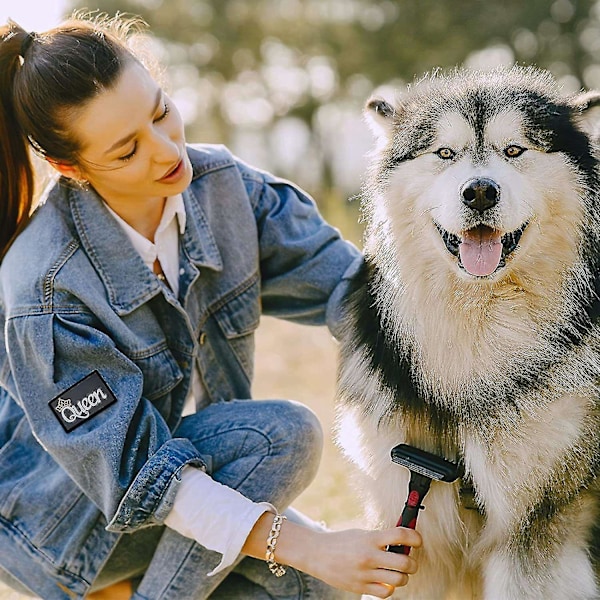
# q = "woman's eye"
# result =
<box><xmin>154</xmin><ymin>102</ymin><xmax>170</xmax><ymax>122</ymax></box>
<box><xmin>436</xmin><ymin>148</ymin><xmax>455</xmax><ymax>160</ymax></box>
<box><xmin>504</xmin><ymin>145</ymin><xmax>526</xmax><ymax>158</ymax></box>
<box><xmin>116</xmin><ymin>102</ymin><xmax>169</xmax><ymax>162</ymax></box>
<box><xmin>118</xmin><ymin>144</ymin><xmax>137</xmax><ymax>162</ymax></box>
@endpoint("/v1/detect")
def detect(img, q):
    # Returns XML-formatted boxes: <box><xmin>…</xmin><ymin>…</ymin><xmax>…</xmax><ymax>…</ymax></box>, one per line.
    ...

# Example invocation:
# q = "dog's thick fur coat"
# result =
<box><xmin>336</xmin><ymin>67</ymin><xmax>600</xmax><ymax>599</ymax></box>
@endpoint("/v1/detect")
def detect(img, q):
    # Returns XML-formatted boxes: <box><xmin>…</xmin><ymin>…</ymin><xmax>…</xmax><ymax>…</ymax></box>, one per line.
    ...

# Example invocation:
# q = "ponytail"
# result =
<box><xmin>0</xmin><ymin>23</ymin><xmax>34</xmax><ymax>259</ymax></box>
<box><xmin>0</xmin><ymin>13</ymin><xmax>144</xmax><ymax>260</ymax></box>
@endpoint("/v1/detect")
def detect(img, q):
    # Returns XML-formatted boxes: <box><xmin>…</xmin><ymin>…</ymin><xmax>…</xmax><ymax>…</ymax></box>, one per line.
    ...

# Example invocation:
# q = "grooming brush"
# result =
<box><xmin>388</xmin><ymin>443</ymin><xmax>463</xmax><ymax>554</ymax></box>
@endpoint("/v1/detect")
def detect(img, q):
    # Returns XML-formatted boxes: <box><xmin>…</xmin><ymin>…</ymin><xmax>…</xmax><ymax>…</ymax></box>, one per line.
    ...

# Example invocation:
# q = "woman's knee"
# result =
<box><xmin>265</xmin><ymin>400</ymin><xmax>323</xmax><ymax>484</ymax></box>
<box><xmin>179</xmin><ymin>399</ymin><xmax>324</xmax><ymax>499</ymax></box>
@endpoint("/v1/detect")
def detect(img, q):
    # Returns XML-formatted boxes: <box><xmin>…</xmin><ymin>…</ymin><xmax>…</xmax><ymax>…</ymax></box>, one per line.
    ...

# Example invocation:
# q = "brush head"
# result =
<box><xmin>391</xmin><ymin>444</ymin><xmax>463</xmax><ymax>482</ymax></box>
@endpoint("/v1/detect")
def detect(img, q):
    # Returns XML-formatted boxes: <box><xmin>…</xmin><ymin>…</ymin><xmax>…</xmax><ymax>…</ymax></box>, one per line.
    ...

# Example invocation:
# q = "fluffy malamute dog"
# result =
<box><xmin>336</xmin><ymin>67</ymin><xmax>600</xmax><ymax>599</ymax></box>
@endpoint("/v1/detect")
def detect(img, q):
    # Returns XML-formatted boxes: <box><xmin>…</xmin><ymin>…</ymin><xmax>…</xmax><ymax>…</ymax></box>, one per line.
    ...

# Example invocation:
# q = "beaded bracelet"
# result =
<box><xmin>265</xmin><ymin>513</ymin><xmax>287</xmax><ymax>576</ymax></box>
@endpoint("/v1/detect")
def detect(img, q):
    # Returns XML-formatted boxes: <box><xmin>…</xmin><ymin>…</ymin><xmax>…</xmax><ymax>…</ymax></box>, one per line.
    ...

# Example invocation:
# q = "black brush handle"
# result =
<box><xmin>388</xmin><ymin>473</ymin><xmax>432</xmax><ymax>554</ymax></box>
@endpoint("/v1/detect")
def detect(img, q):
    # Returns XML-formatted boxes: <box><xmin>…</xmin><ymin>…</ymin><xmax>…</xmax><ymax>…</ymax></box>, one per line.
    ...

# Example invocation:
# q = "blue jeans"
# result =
<box><xmin>91</xmin><ymin>399</ymin><xmax>358</xmax><ymax>600</ymax></box>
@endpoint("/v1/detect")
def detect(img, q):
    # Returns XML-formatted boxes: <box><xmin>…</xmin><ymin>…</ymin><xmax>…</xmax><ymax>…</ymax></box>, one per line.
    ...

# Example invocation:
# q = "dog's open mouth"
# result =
<box><xmin>435</xmin><ymin>222</ymin><xmax>528</xmax><ymax>277</ymax></box>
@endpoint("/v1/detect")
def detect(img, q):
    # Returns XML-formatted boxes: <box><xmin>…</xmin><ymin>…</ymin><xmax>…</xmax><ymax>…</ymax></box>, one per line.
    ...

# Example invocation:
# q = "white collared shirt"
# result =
<box><xmin>106</xmin><ymin>195</ymin><xmax>273</xmax><ymax>575</ymax></box>
<box><xmin>104</xmin><ymin>194</ymin><xmax>186</xmax><ymax>295</ymax></box>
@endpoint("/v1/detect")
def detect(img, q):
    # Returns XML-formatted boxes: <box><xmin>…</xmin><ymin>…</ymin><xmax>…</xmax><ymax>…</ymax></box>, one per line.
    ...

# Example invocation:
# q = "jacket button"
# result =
<box><xmin>199</xmin><ymin>332</ymin><xmax>207</xmax><ymax>345</ymax></box>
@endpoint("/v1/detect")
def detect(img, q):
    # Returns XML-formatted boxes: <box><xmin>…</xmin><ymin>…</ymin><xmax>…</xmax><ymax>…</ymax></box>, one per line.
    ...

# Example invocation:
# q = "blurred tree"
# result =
<box><xmin>65</xmin><ymin>0</ymin><xmax>600</xmax><ymax>232</ymax></box>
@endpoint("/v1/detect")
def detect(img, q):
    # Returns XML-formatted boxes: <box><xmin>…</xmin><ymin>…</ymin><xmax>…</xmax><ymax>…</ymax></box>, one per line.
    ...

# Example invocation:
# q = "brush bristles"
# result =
<box><xmin>391</xmin><ymin>457</ymin><xmax>443</xmax><ymax>480</ymax></box>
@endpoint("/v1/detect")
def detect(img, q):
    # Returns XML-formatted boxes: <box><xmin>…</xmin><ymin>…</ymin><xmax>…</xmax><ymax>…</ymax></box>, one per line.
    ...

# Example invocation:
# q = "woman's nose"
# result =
<box><xmin>151</xmin><ymin>130</ymin><xmax>180</xmax><ymax>163</ymax></box>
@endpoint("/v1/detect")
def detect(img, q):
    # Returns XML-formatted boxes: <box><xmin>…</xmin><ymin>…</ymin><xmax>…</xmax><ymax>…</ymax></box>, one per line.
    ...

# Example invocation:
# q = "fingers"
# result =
<box><xmin>308</xmin><ymin>527</ymin><xmax>421</xmax><ymax>598</ymax></box>
<box><xmin>362</xmin><ymin>527</ymin><xmax>420</xmax><ymax>598</ymax></box>
<box><xmin>370</xmin><ymin>526</ymin><xmax>420</xmax><ymax>575</ymax></box>
<box><xmin>373</xmin><ymin>582</ymin><xmax>395</xmax><ymax>598</ymax></box>
<box><xmin>376</xmin><ymin>548</ymin><xmax>419</xmax><ymax>575</ymax></box>
<box><xmin>380</xmin><ymin>526</ymin><xmax>422</xmax><ymax>551</ymax></box>
<box><xmin>362</xmin><ymin>526</ymin><xmax>420</xmax><ymax>565</ymax></box>
<box><xmin>364</xmin><ymin>581</ymin><xmax>399</xmax><ymax>598</ymax></box>
<box><xmin>374</xmin><ymin>569</ymin><xmax>410</xmax><ymax>587</ymax></box>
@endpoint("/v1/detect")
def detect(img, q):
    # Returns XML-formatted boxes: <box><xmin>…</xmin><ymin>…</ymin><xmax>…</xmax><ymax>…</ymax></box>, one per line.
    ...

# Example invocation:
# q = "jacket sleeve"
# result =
<box><xmin>4</xmin><ymin>310</ymin><xmax>205</xmax><ymax>532</ymax></box>
<box><xmin>243</xmin><ymin>164</ymin><xmax>363</xmax><ymax>337</ymax></box>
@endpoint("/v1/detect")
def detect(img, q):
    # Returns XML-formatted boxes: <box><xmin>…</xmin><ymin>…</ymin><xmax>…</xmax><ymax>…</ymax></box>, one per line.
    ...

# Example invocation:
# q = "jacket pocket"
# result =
<box><xmin>211</xmin><ymin>276</ymin><xmax>260</xmax><ymax>380</ymax></box>
<box><xmin>130</xmin><ymin>345</ymin><xmax>184</xmax><ymax>402</ymax></box>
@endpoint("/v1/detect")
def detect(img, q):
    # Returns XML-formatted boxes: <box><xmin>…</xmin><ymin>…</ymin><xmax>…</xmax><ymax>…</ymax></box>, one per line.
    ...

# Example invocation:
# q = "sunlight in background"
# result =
<box><xmin>0</xmin><ymin>0</ymin><xmax>68</xmax><ymax>30</ymax></box>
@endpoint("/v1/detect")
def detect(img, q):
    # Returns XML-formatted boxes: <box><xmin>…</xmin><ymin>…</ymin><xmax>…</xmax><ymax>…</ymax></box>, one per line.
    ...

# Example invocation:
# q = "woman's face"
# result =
<box><xmin>64</xmin><ymin>60</ymin><xmax>193</xmax><ymax>210</ymax></box>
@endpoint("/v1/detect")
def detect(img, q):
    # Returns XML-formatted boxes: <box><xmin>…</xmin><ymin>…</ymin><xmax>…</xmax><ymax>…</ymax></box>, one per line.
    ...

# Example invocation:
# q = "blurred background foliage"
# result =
<box><xmin>66</xmin><ymin>0</ymin><xmax>600</xmax><ymax>242</ymax></box>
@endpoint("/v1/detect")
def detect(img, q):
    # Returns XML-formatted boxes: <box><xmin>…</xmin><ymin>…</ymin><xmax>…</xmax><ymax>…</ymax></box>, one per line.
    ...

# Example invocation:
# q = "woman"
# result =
<box><xmin>0</xmin><ymin>14</ymin><xmax>420</xmax><ymax>600</ymax></box>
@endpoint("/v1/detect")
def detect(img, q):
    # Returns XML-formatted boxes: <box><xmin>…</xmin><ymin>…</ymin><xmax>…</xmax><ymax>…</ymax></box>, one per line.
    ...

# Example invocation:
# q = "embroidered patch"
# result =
<box><xmin>49</xmin><ymin>371</ymin><xmax>117</xmax><ymax>433</ymax></box>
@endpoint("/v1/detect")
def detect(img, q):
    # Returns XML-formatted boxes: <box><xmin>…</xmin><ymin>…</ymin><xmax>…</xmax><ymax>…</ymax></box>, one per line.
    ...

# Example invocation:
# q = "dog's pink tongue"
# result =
<box><xmin>459</xmin><ymin>226</ymin><xmax>502</xmax><ymax>277</ymax></box>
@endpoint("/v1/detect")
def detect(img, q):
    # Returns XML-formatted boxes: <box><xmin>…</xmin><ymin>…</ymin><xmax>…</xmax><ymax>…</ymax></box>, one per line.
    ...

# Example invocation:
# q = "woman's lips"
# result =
<box><xmin>158</xmin><ymin>158</ymin><xmax>184</xmax><ymax>183</ymax></box>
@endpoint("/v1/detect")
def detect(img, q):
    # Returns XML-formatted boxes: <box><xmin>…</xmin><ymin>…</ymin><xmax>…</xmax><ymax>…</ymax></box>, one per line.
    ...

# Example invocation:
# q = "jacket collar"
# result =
<box><xmin>67</xmin><ymin>181</ymin><xmax>222</xmax><ymax>315</ymax></box>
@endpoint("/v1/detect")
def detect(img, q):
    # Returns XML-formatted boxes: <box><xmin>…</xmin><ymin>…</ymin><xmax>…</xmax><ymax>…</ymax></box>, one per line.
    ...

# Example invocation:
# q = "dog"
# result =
<box><xmin>335</xmin><ymin>67</ymin><xmax>600</xmax><ymax>599</ymax></box>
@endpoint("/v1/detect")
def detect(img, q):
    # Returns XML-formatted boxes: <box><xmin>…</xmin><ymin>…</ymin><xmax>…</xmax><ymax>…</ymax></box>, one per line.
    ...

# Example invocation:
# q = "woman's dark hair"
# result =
<box><xmin>0</xmin><ymin>13</ymin><xmax>143</xmax><ymax>258</ymax></box>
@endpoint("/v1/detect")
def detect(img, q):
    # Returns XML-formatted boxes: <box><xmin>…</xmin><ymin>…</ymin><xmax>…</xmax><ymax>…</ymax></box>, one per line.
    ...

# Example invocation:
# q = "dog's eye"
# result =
<box><xmin>436</xmin><ymin>148</ymin><xmax>455</xmax><ymax>160</ymax></box>
<box><xmin>504</xmin><ymin>145</ymin><xmax>526</xmax><ymax>158</ymax></box>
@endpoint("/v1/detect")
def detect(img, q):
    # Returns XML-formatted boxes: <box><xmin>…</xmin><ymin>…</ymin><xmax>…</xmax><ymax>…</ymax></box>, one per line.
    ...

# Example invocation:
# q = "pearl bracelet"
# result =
<box><xmin>265</xmin><ymin>513</ymin><xmax>287</xmax><ymax>577</ymax></box>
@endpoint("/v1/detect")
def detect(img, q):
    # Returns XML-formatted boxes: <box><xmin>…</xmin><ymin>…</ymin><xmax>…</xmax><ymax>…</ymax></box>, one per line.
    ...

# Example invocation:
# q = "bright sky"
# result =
<box><xmin>0</xmin><ymin>0</ymin><xmax>69</xmax><ymax>30</ymax></box>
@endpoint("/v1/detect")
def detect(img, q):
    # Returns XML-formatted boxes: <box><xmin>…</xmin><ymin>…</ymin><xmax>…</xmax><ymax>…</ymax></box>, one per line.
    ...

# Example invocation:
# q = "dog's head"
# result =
<box><xmin>363</xmin><ymin>67</ymin><xmax>600</xmax><ymax>282</ymax></box>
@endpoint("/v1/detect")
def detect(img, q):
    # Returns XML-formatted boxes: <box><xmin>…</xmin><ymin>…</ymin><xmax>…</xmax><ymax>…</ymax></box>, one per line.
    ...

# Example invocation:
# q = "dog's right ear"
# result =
<box><xmin>364</xmin><ymin>96</ymin><xmax>396</xmax><ymax>140</ymax></box>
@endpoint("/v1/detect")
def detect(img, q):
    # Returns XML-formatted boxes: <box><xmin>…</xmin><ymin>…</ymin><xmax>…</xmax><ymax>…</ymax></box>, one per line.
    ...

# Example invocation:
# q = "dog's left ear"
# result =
<box><xmin>364</xmin><ymin>96</ymin><xmax>397</xmax><ymax>141</ymax></box>
<box><xmin>572</xmin><ymin>90</ymin><xmax>600</xmax><ymax>141</ymax></box>
<box><xmin>574</xmin><ymin>90</ymin><xmax>600</xmax><ymax>111</ymax></box>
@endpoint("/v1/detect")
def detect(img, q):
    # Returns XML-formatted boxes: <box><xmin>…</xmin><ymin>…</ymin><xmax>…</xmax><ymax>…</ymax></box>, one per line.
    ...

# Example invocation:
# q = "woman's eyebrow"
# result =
<box><xmin>104</xmin><ymin>88</ymin><xmax>163</xmax><ymax>156</ymax></box>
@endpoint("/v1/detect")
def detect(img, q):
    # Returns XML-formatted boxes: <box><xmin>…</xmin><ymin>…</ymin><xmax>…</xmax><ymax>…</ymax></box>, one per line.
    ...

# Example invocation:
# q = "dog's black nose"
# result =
<box><xmin>461</xmin><ymin>178</ymin><xmax>500</xmax><ymax>212</ymax></box>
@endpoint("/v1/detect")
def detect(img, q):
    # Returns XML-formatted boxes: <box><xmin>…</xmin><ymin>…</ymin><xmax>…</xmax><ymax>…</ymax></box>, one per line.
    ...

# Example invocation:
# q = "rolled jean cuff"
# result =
<box><xmin>106</xmin><ymin>438</ymin><xmax>207</xmax><ymax>532</ymax></box>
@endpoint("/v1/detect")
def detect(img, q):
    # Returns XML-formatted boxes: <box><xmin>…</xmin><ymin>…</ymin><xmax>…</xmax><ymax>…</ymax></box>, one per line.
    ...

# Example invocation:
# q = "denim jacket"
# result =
<box><xmin>0</xmin><ymin>145</ymin><xmax>361</xmax><ymax>599</ymax></box>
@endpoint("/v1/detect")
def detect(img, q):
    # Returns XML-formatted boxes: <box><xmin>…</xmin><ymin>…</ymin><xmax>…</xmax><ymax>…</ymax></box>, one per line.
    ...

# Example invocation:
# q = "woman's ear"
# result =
<box><xmin>46</xmin><ymin>158</ymin><xmax>87</xmax><ymax>183</ymax></box>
